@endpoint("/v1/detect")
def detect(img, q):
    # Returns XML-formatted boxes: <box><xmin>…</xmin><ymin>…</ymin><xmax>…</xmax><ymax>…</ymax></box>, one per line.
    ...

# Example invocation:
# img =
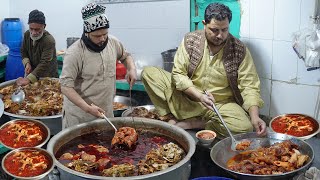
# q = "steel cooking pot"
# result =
<box><xmin>47</xmin><ymin>117</ymin><xmax>196</xmax><ymax>180</ymax></box>
<box><xmin>210</xmin><ymin>132</ymin><xmax>314</xmax><ymax>180</ymax></box>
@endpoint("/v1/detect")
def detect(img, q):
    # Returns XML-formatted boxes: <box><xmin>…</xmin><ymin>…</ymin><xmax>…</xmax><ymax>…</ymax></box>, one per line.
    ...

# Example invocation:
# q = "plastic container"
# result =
<box><xmin>116</xmin><ymin>61</ymin><xmax>127</xmax><ymax>80</ymax></box>
<box><xmin>66</xmin><ymin>37</ymin><xmax>80</xmax><ymax>48</ymax></box>
<box><xmin>161</xmin><ymin>48</ymin><xmax>177</xmax><ymax>72</ymax></box>
<box><xmin>1</xmin><ymin>18</ymin><xmax>23</xmax><ymax>49</ymax></box>
<box><xmin>5</xmin><ymin>48</ymin><xmax>24</xmax><ymax>81</ymax></box>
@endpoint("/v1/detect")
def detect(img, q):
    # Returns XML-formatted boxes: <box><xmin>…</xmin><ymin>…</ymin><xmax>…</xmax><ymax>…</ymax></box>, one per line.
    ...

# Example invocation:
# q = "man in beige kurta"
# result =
<box><xmin>60</xmin><ymin>3</ymin><xmax>137</xmax><ymax>129</ymax></box>
<box><xmin>142</xmin><ymin>2</ymin><xmax>266</xmax><ymax>138</ymax></box>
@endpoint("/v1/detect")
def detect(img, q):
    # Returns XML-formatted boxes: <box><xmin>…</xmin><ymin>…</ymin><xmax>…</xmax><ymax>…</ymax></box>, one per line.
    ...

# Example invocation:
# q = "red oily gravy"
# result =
<box><xmin>271</xmin><ymin>114</ymin><xmax>319</xmax><ymax>137</ymax></box>
<box><xmin>197</xmin><ymin>131</ymin><xmax>215</xmax><ymax>140</ymax></box>
<box><xmin>55</xmin><ymin>129</ymin><xmax>185</xmax><ymax>176</ymax></box>
<box><xmin>0</xmin><ymin>121</ymin><xmax>47</xmax><ymax>148</ymax></box>
<box><xmin>4</xmin><ymin>149</ymin><xmax>51</xmax><ymax>177</ymax></box>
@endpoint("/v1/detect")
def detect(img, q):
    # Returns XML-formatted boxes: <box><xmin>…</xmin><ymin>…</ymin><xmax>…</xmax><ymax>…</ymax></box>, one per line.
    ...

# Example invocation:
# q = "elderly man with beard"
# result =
<box><xmin>17</xmin><ymin>9</ymin><xmax>58</xmax><ymax>85</ymax></box>
<box><xmin>142</xmin><ymin>2</ymin><xmax>266</xmax><ymax>139</ymax></box>
<box><xmin>60</xmin><ymin>3</ymin><xmax>137</xmax><ymax>128</ymax></box>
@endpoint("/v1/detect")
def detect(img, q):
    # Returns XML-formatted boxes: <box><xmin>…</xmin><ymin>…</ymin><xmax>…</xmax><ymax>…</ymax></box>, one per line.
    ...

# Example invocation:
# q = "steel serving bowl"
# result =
<box><xmin>121</xmin><ymin>105</ymin><xmax>155</xmax><ymax>117</ymax></box>
<box><xmin>47</xmin><ymin>117</ymin><xmax>196</xmax><ymax>180</ymax></box>
<box><xmin>210</xmin><ymin>132</ymin><xmax>314</xmax><ymax>180</ymax></box>
<box><xmin>269</xmin><ymin>113</ymin><xmax>320</xmax><ymax>140</ymax></box>
<box><xmin>0</xmin><ymin>119</ymin><xmax>50</xmax><ymax>150</ymax></box>
<box><xmin>2</xmin><ymin>147</ymin><xmax>54</xmax><ymax>180</ymax></box>
<box><xmin>0</xmin><ymin>79</ymin><xmax>62</xmax><ymax>120</ymax></box>
<box><xmin>113</xmin><ymin>95</ymin><xmax>137</xmax><ymax>117</ymax></box>
<box><xmin>196</xmin><ymin>130</ymin><xmax>217</xmax><ymax>145</ymax></box>
<box><xmin>0</xmin><ymin>98</ymin><xmax>4</xmax><ymax>118</ymax></box>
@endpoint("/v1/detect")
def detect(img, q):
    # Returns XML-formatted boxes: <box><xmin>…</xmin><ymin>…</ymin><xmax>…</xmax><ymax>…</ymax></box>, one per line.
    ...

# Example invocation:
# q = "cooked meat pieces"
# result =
<box><xmin>111</xmin><ymin>127</ymin><xmax>138</xmax><ymax>149</ymax></box>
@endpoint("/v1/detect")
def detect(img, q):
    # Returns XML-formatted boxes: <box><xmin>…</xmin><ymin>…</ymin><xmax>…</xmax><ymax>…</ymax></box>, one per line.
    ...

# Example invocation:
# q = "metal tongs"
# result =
<box><xmin>204</xmin><ymin>90</ymin><xmax>250</xmax><ymax>151</ymax></box>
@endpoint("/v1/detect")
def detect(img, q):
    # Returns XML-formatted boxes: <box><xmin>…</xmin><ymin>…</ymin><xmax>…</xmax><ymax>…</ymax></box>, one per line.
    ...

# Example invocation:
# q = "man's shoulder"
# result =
<box><xmin>42</xmin><ymin>30</ymin><xmax>55</xmax><ymax>43</ymax></box>
<box><xmin>184</xmin><ymin>30</ymin><xmax>205</xmax><ymax>38</ymax></box>
<box><xmin>108</xmin><ymin>35</ymin><xmax>121</xmax><ymax>44</ymax></box>
<box><xmin>229</xmin><ymin>34</ymin><xmax>246</xmax><ymax>47</ymax></box>
<box><xmin>23</xmin><ymin>30</ymin><xmax>30</xmax><ymax>38</ymax></box>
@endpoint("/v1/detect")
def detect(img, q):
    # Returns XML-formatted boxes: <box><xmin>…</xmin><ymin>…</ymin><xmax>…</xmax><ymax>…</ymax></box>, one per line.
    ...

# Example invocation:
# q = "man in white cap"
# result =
<box><xmin>60</xmin><ymin>3</ymin><xmax>137</xmax><ymax>128</ymax></box>
<box><xmin>17</xmin><ymin>9</ymin><xmax>58</xmax><ymax>85</ymax></box>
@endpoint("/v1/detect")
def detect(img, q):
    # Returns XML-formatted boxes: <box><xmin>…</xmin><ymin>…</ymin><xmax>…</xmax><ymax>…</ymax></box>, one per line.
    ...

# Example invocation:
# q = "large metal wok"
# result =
<box><xmin>210</xmin><ymin>132</ymin><xmax>314</xmax><ymax>180</ymax></box>
<box><xmin>47</xmin><ymin>117</ymin><xmax>196</xmax><ymax>180</ymax></box>
<box><xmin>0</xmin><ymin>79</ymin><xmax>62</xmax><ymax>119</ymax></box>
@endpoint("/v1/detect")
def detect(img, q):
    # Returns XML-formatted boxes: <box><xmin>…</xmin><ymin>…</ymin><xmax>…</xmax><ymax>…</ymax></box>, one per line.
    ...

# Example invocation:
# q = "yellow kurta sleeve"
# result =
<box><xmin>171</xmin><ymin>39</ymin><xmax>194</xmax><ymax>91</ymax></box>
<box><xmin>238</xmin><ymin>48</ymin><xmax>264</xmax><ymax>111</ymax></box>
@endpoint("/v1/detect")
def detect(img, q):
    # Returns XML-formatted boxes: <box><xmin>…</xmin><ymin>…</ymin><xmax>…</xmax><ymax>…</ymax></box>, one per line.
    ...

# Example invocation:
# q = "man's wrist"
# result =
<box><xmin>22</xmin><ymin>58</ymin><xmax>30</xmax><ymax>67</ymax></box>
<box><xmin>26</xmin><ymin>73</ymin><xmax>37</xmax><ymax>83</ymax></box>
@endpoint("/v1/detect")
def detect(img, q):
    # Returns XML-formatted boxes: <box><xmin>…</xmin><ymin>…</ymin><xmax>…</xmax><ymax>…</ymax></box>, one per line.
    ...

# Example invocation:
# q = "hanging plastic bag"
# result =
<box><xmin>0</xmin><ymin>42</ymin><xmax>9</xmax><ymax>56</ymax></box>
<box><xmin>292</xmin><ymin>24</ymin><xmax>320</xmax><ymax>71</ymax></box>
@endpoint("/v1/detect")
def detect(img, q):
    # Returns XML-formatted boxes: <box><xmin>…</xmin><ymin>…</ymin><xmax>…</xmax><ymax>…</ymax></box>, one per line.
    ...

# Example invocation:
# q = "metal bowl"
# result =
<box><xmin>121</xmin><ymin>105</ymin><xmax>155</xmax><ymax>117</ymax></box>
<box><xmin>0</xmin><ymin>79</ymin><xmax>62</xmax><ymax>119</ymax></box>
<box><xmin>0</xmin><ymin>98</ymin><xmax>4</xmax><ymax>118</ymax></box>
<box><xmin>2</xmin><ymin>147</ymin><xmax>54</xmax><ymax>180</ymax></box>
<box><xmin>47</xmin><ymin>117</ymin><xmax>196</xmax><ymax>180</ymax></box>
<box><xmin>113</xmin><ymin>95</ymin><xmax>137</xmax><ymax>117</ymax></box>
<box><xmin>0</xmin><ymin>119</ymin><xmax>50</xmax><ymax>150</ymax></box>
<box><xmin>210</xmin><ymin>132</ymin><xmax>314</xmax><ymax>180</ymax></box>
<box><xmin>269</xmin><ymin>113</ymin><xmax>320</xmax><ymax>140</ymax></box>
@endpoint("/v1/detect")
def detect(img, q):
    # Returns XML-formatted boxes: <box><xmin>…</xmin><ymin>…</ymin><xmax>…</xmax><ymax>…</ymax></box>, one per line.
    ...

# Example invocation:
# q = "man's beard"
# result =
<box><xmin>30</xmin><ymin>31</ymin><xmax>44</xmax><ymax>41</ymax></box>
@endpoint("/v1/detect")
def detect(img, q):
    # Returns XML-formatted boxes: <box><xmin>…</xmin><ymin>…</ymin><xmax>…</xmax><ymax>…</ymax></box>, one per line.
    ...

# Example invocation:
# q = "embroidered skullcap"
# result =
<box><xmin>28</xmin><ymin>10</ymin><xmax>46</xmax><ymax>25</ymax></box>
<box><xmin>81</xmin><ymin>3</ymin><xmax>109</xmax><ymax>33</ymax></box>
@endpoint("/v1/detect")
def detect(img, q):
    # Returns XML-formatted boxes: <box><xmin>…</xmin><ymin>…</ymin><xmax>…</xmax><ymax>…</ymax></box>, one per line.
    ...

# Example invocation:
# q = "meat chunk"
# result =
<box><xmin>111</xmin><ymin>127</ymin><xmax>138</xmax><ymax>149</ymax></box>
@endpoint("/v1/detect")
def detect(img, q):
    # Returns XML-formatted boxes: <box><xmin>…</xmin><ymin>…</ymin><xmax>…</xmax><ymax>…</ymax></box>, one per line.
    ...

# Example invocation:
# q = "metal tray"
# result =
<box><xmin>121</xmin><ymin>105</ymin><xmax>155</xmax><ymax>117</ymax></box>
<box><xmin>113</xmin><ymin>95</ymin><xmax>137</xmax><ymax>117</ymax></box>
<box><xmin>0</xmin><ymin>78</ymin><xmax>62</xmax><ymax>119</ymax></box>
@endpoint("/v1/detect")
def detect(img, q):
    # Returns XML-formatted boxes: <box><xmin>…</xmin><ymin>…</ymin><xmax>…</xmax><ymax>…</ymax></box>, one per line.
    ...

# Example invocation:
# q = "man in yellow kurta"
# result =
<box><xmin>142</xmin><ymin>2</ymin><xmax>266</xmax><ymax>138</ymax></box>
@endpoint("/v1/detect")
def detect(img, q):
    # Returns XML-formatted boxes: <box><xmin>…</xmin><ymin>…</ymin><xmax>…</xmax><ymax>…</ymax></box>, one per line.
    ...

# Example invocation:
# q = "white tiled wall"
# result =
<box><xmin>273</xmin><ymin>0</ymin><xmax>300</xmax><ymax>41</ymax></box>
<box><xmin>240</xmin><ymin>0</ymin><xmax>320</xmax><ymax>120</ymax></box>
<box><xmin>270</xmin><ymin>81</ymin><xmax>318</xmax><ymax>117</ymax></box>
<box><xmin>8</xmin><ymin>0</ymin><xmax>189</xmax><ymax>69</ymax></box>
<box><xmin>2</xmin><ymin>0</ymin><xmax>319</xmax><ymax>120</ymax></box>
<box><xmin>272</xmin><ymin>41</ymin><xmax>298</xmax><ymax>82</ymax></box>
<box><xmin>0</xmin><ymin>0</ymin><xmax>10</xmax><ymax>42</ymax></box>
<box><xmin>259</xmin><ymin>78</ymin><xmax>271</xmax><ymax>116</ymax></box>
<box><xmin>249</xmin><ymin>0</ymin><xmax>274</xmax><ymax>39</ymax></box>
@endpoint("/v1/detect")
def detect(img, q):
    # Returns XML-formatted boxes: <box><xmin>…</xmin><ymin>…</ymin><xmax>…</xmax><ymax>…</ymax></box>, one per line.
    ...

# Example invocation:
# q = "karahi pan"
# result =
<box><xmin>210</xmin><ymin>132</ymin><xmax>314</xmax><ymax>180</ymax></box>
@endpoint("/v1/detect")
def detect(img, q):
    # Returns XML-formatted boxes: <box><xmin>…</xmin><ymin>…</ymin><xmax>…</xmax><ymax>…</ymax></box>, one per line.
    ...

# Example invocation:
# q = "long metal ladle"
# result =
<box><xmin>101</xmin><ymin>113</ymin><xmax>118</xmax><ymax>132</ymax></box>
<box><xmin>204</xmin><ymin>90</ymin><xmax>246</xmax><ymax>151</ymax></box>
<box><xmin>11</xmin><ymin>85</ymin><xmax>25</xmax><ymax>103</ymax></box>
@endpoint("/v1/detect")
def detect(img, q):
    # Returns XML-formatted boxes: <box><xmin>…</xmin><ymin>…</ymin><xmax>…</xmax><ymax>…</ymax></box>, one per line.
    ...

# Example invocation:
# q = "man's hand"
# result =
<box><xmin>200</xmin><ymin>92</ymin><xmax>216</xmax><ymax>111</ymax></box>
<box><xmin>88</xmin><ymin>103</ymin><xmax>105</xmax><ymax>118</ymax></box>
<box><xmin>16</xmin><ymin>77</ymin><xmax>30</xmax><ymax>86</ymax></box>
<box><xmin>123</xmin><ymin>56</ymin><xmax>137</xmax><ymax>89</ymax></box>
<box><xmin>25</xmin><ymin>63</ymin><xmax>32</xmax><ymax>75</ymax></box>
<box><xmin>248</xmin><ymin>106</ymin><xmax>267</xmax><ymax>136</ymax></box>
<box><xmin>127</xmin><ymin>69</ymin><xmax>137</xmax><ymax>89</ymax></box>
<box><xmin>251</xmin><ymin>116</ymin><xmax>267</xmax><ymax>136</ymax></box>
